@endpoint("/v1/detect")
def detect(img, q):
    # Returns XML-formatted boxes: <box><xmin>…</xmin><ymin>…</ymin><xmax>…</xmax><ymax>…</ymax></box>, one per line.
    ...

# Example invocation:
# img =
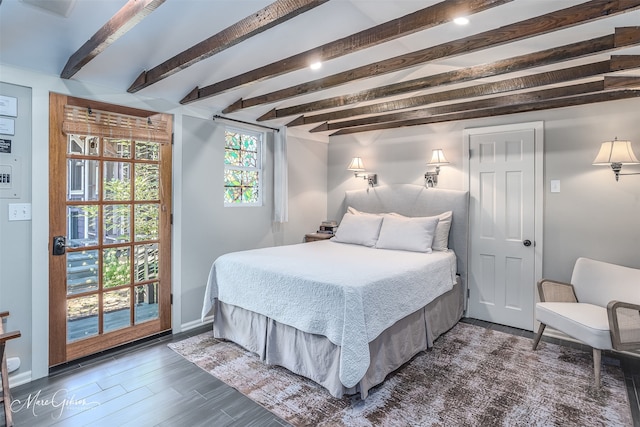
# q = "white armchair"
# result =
<box><xmin>532</xmin><ymin>257</ymin><xmax>640</xmax><ymax>387</ymax></box>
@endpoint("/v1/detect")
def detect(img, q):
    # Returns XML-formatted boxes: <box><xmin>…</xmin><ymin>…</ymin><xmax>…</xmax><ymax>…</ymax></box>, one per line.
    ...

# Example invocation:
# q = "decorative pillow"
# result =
<box><xmin>432</xmin><ymin>211</ymin><xmax>453</xmax><ymax>251</ymax></box>
<box><xmin>347</xmin><ymin>206</ymin><xmax>360</xmax><ymax>215</ymax></box>
<box><xmin>332</xmin><ymin>212</ymin><xmax>383</xmax><ymax>247</ymax></box>
<box><xmin>348</xmin><ymin>206</ymin><xmax>400</xmax><ymax>217</ymax></box>
<box><xmin>383</xmin><ymin>210</ymin><xmax>452</xmax><ymax>251</ymax></box>
<box><xmin>375</xmin><ymin>215</ymin><xmax>439</xmax><ymax>253</ymax></box>
<box><xmin>347</xmin><ymin>206</ymin><xmax>378</xmax><ymax>216</ymax></box>
<box><xmin>346</xmin><ymin>206</ymin><xmax>452</xmax><ymax>251</ymax></box>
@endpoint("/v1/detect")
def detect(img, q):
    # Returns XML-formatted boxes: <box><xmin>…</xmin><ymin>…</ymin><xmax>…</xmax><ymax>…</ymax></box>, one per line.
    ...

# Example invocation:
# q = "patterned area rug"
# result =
<box><xmin>168</xmin><ymin>322</ymin><xmax>632</xmax><ymax>426</ymax></box>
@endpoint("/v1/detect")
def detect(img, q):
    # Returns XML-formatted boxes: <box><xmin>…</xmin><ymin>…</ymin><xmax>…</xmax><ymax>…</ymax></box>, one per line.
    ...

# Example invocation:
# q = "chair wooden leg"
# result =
<box><xmin>532</xmin><ymin>323</ymin><xmax>546</xmax><ymax>350</ymax></box>
<box><xmin>593</xmin><ymin>348</ymin><xmax>602</xmax><ymax>388</ymax></box>
<box><xmin>1</xmin><ymin>343</ymin><xmax>13</xmax><ymax>427</ymax></box>
<box><xmin>1</xmin><ymin>312</ymin><xmax>19</xmax><ymax>427</ymax></box>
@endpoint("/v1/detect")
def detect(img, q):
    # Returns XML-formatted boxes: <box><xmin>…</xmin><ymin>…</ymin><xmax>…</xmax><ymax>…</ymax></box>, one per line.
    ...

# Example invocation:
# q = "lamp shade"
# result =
<box><xmin>347</xmin><ymin>157</ymin><xmax>366</xmax><ymax>171</ymax></box>
<box><xmin>427</xmin><ymin>149</ymin><xmax>449</xmax><ymax>165</ymax></box>
<box><xmin>593</xmin><ymin>139</ymin><xmax>640</xmax><ymax>165</ymax></box>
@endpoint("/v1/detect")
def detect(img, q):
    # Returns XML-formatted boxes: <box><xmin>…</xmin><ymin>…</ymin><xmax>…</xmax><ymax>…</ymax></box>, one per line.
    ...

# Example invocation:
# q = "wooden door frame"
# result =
<box><xmin>462</xmin><ymin>121</ymin><xmax>544</xmax><ymax>328</ymax></box>
<box><xmin>48</xmin><ymin>92</ymin><xmax>172</xmax><ymax>366</ymax></box>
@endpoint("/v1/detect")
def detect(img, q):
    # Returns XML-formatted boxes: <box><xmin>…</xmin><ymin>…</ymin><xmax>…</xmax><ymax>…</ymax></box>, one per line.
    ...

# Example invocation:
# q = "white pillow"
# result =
<box><xmin>347</xmin><ymin>206</ymin><xmax>361</xmax><ymax>215</ymax></box>
<box><xmin>332</xmin><ymin>212</ymin><xmax>383</xmax><ymax>247</ymax></box>
<box><xmin>346</xmin><ymin>206</ymin><xmax>452</xmax><ymax>251</ymax></box>
<box><xmin>382</xmin><ymin>210</ymin><xmax>452</xmax><ymax>251</ymax></box>
<box><xmin>347</xmin><ymin>206</ymin><xmax>379</xmax><ymax>216</ymax></box>
<box><xmin>432</xmin><ymin>211</ymin><xmax>453</xmax><ymax>251</ymax></box>
<box><xmin>375</xmin><ymin>215</ymin><xmax>439</xmax><ymax>253</ymax></box>
<box><xmin>348</xmin><ymin>206</ymin><xmax>401</xmax><ymax>217</ymax></box>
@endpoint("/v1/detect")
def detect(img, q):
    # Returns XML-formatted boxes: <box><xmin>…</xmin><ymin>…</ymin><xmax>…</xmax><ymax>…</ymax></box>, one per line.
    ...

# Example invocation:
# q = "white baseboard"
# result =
<box><xmin>180</xmin><ymin>316</ymin><xmax>213</xmax><ymax>332</ymax></box>
<box><xmin>0</xmin><ymin>370</ymin><xmax>32</xmax><ymax>392</ymax></box>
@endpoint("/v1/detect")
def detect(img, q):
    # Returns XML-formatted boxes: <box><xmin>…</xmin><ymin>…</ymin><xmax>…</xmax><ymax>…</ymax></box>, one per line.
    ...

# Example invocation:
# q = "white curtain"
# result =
<box><xmin>274</xmin><ymin>126</ymin><xmax>288</xmax><ymax>223</ymax></box>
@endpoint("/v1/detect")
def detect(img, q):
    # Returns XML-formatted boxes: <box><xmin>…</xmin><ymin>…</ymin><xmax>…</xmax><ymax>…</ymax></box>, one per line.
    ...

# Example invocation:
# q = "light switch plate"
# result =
<box><xmin>8</xmin><ymin>203</ymin><xmax>31</xmax><ymax>221</ymax></box>
<box><xmin>550</xmin><ymin>180</ymin><xmax>561</xmax><ymax>193</ymax></box>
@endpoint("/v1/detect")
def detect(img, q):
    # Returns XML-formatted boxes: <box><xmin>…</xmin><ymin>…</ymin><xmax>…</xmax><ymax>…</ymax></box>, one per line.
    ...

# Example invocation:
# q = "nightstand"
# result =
<box><xmin>304</xmin><ymin>232</ymin><xmax>334</xmax><ymax>243</ymax></box>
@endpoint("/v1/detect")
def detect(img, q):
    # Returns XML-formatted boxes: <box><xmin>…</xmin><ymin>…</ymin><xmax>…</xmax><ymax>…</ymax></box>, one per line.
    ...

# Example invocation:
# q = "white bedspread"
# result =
<box><xmin>201</xmin><ymin>240</ymin><xmax>457</xmax><ymax>388</ymax></box>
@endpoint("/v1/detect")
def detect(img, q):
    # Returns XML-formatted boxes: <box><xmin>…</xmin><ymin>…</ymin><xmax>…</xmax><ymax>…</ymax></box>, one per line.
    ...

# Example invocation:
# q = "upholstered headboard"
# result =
<box><xmin>344</xmin><ymin>184</ymin><xmax>469</xmax><ymax>287</ymax></box>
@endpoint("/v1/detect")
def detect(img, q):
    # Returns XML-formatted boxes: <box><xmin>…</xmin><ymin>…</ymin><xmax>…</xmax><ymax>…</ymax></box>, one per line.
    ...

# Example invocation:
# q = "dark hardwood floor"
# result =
<box><xmin>3</xmin><ymin>319</ymin><xmax>639</xmax><ymax>426</ymax></box>
<box><xmin>5</xmin><ymin>325</ymin><xmax>289</xmax><ymax>427</ymax></box>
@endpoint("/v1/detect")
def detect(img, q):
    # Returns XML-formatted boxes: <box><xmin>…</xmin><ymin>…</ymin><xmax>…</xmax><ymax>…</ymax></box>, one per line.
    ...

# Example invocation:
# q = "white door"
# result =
<box><xmin>466</xmin><ymin>124</ymin><xmax>541</xmax><ymax>331</ymax></box>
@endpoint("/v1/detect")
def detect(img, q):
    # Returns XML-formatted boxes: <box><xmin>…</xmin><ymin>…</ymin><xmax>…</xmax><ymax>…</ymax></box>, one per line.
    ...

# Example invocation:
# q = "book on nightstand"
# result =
<box><xmin>318</xmin><ymin>220</ymin><xmax>338</xmax><ymax>234</ymax></box>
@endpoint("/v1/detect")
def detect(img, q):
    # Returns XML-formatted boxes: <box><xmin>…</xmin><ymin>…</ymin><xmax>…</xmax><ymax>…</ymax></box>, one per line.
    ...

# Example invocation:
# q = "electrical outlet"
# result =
<box><xmin>8</xmin><ymin>203</ymin><xmax>31</xmax><ymax>221</ymax></box>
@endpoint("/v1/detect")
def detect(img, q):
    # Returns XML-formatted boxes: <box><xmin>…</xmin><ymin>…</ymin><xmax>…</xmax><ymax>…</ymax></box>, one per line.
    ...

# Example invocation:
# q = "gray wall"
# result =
<box><xmin>180</xmin><ymin>116</ymin><xmax>328</xmax><ymax>324</ymax></box>
<box><xmin>0</xmin><ymin>64</ymin><xmax>328</xmax><ymax>382</ymax></box>
<box><xmin>327</xmin><ymin>97</ymin><xmax>640</xmax><ymax>283</ymax></box>
<box><xmin>0</xmin><ymin>82</ymin><xmax>32</xmax><ymax>374</ymax></box>
<box><xmin>542</xmin><ymin>105</ymin><xmax>640</xmax><ymax>279</ymax></box>
<box><xmin>1</xmin><ymin>59</ymin><xmax>638</xmax><ymax>383</ymax></box>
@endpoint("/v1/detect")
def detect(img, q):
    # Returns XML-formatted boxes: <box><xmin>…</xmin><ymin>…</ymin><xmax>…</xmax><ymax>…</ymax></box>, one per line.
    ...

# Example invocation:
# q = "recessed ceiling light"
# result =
<box><xmin>310</xmin><ymin>62</ymin><xmax>322</xmax><ymax>70</ymax></box>
<box><xmin>453</xmin><ymin>17</ymin><xmax>469</xmax><ymax>26</ymax></box>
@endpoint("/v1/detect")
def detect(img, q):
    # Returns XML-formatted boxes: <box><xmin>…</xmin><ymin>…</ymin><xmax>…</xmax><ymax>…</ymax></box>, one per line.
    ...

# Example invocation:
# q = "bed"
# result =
<box><xmin>201</xmin><ymin>184</ymin><xmax>469</xmax><ymax>398</ymax></box>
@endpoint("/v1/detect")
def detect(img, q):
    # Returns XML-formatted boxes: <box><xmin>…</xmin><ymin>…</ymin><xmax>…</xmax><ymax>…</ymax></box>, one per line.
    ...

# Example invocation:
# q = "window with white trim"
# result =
<box><xmin>224</xmin><ymin>126</ymin><xmax>263</xmax><ymax>206</ymax></box>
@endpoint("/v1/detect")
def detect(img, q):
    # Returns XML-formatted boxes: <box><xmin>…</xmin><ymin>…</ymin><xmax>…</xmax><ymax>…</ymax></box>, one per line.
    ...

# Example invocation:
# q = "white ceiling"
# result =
<box><xmin>1</xmin><ymin>0</ymin><xmax>639</xmax><ymax>132</ymax></box>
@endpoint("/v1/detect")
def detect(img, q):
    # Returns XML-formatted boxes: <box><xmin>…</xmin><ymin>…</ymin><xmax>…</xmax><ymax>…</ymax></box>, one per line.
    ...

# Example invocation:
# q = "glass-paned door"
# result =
<box><xmin>49</xmin><ymin>93</ymin><xmax>172</xmax><ymax>365</ymax></box>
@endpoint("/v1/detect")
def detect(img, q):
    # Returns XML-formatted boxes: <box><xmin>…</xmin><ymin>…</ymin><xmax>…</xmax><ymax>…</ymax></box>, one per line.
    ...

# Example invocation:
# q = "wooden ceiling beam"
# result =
<box><xmin>329</xmin><ymin>88</ymin><xmax>640</xmax><ymax>136</ymax></box>
<box><xmin>127</xmin><ymin>0</ymin><xmax>328</xmax><ymax>93</ymax></box>
<box><xmin>290</xmin><ymin>55</ymin><xmax>640</xmax><ymax>126</ymax></box>
<box><xmin>61</xmin><ymin>0</ymin><xmax>166</xmax><ymax>79</ymax></box>
<box><xmin>245</xmin><ymin>0</ymin><xmax>640</xmax><ymax>114</ymax></box>
<box><xmin>604</xmin><ymin>75</ymin><xmax>640</xmax><ymax>88</ymax></box>
<box><xmin>180</xmin><ymin>0</ymin><xmax>512</xmax><ymax>104</ymax></box>
<box><xmin>312</xmin><ymin>81</ymin><xmax>607</xmax><ymax>132</ymax></box>
<box><xmin>264</xmin><ymin>27</ymin><xmax>640</xmax><ymax>120</ymax></box>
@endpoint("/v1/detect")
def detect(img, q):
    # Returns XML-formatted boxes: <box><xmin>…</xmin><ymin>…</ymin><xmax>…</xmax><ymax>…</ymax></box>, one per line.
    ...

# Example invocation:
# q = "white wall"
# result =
<box><xmin>0</xmin><ymin>82</ymin><xmax>32</xmax><ymax>384</ymax></box>
<box><xmin>179</xmin><ymin>116</ymin><xmax>328</xmax><ymax>325</ymax></box>
<box><xmin>0</xmin><ymin>64</ymin><xmax>328</xmax><ymax>383</ymax></box>
<box><xmin>327</xmin><ymin>97</ymin><xmax>640</xmax><ymax>283</ymax></box>
<box><xmin>3</xmin><ymin>58</ymin><xmax>638</xmax><ymax>383</ymax></box>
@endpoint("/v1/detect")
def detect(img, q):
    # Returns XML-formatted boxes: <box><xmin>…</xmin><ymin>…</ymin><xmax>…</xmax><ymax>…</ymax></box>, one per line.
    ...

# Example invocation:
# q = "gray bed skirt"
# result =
<box><xmin>212</xmin><ymin>276</ymin><xmax>463</xmax><ymax>399</ymax></box>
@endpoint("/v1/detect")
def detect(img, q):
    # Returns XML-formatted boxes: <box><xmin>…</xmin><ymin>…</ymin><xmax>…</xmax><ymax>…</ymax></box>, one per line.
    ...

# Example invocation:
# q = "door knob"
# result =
<box><xmin>52</xmin><ymin>236</ymin><xmax>66</xmax><ymax>255</ymax></box>
<box><xmin>523</xmin><ymin>239</ymin><xmax>532</xmax><ymax>247</ymax></box>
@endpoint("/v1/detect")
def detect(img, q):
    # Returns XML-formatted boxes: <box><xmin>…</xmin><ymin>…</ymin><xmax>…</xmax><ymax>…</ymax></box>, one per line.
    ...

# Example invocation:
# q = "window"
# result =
<box><xmin>224</xmin><ymin>127</ymin><xmax>263</xmax><ymax>206</ymax></box>
<box><xmin>67</xmin><ymin>136</ymin><xmax>99</xmax><ymax>201</ymax></box>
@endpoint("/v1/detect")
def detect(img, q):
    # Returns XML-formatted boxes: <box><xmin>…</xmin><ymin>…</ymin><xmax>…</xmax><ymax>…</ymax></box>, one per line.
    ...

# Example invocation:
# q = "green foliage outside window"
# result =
<box><xmin>103</xmin><ymin>247</ymin><xmax>130</xmax><ymax>288</ymax></box>
<box><xmin>81</xmin><ymin>140</ymin><xmax>161</xmax><ymax>288</ymax></box>
<box><xmin>224</xmin><ymin>128</ymin><xmax>262</xmax><ymax>205</ymax></box>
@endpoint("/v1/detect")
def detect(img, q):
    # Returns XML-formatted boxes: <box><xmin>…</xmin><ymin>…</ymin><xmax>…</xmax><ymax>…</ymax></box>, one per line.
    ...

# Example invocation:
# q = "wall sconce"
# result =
<box><xmin>424</xmin><ymin>149</ymin><xmax>449</xmax><ymax>187</ymax></box>
<box><xmin>592</xmin><ymin>137</ymin><xmax>640</xmax><ymax>181</ymax></box>
<box><xmin>347</xmin><ymin>157</ymin><xmax>377</xmax><ymax>187</ymax></box>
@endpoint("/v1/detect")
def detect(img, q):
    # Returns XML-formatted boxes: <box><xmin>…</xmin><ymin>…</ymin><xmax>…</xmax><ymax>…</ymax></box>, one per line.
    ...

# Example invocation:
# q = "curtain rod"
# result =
<box><xmin>213</xmin><ymin>114</ymin><xmax>280</xmax><ymax>132</ymax></box>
